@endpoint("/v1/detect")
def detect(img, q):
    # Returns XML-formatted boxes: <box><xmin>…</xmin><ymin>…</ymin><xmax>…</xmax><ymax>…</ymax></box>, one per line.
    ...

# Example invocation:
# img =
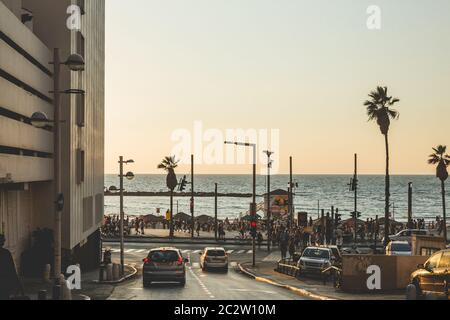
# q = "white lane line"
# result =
<box><xmin>135</xmin><ymin>249</ymin><xmax>145</xmax><ymax>253</ymax></box>
<box><xmin>111</xmin><ymin>249</ymin><xmax>120</xmax><ymax>253</ymax></box>
<box><xmin>188</xmin><ymin>267</ymin><xmax>215</xmax><ymax>299</ymax></box>
<box><xmin>192</xmin><ymin>250</ymin><xmax>201</xmax><ymax>254</ymax></box>
<box><xmin>124</xmin><ymin>249</ymin><xmax>135</xmax><ymax>253</ymax></box>
<box><xmin>226</xmin><ymin>250</ymin><xmax>234</xmax><ymax>254</ymax></box>
<box><xmin>247</xmin><ymin>250</ymin><xmax>253</xmax><ymax>254</ymax></box>
<box><xmin>236</xmin><ymin>250</ymin><xmax>246</xmax><ymax>254</ymax></box>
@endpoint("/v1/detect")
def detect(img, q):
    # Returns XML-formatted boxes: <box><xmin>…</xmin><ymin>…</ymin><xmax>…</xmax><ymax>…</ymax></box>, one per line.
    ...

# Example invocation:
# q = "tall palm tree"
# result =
<box><xmin>157</xmin><ymin>156</ymin><xmax>179</xmax><ymax>238</ymax></box>
<box><xmin>364</xmin><ymin>86</ymin><xmax>400</xmax><ymax>246</ymax></box>
<box><xmin>428</xmin><ymin>145</ymin><xmax>450</xmax><ymax>243</ymax></box>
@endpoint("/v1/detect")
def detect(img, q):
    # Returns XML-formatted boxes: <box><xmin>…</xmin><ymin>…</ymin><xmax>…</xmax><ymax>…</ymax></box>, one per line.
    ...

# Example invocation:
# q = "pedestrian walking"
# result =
<box><xmin>0</xmin><ymin>233</ymin><xmax>21</xmax><ymax>300</ymax></box>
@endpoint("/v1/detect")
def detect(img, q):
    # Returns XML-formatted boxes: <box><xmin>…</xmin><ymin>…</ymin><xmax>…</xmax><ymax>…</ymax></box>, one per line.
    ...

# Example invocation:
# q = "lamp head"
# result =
<box><xmin>64</xmin><ymin>53</ymin><xmax>85</xmax><ymax>71</ymax></box>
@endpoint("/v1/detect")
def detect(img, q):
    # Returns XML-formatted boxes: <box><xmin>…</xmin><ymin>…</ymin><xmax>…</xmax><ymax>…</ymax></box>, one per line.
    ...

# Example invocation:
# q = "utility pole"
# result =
<box><xmin>354</xmin><ymin>154</ymin><xmax>358</xmax><ymax>246</ymax></box>
<box><xmin>119</xmin><ymin>156</ymin><xmax>124</xmax><ymax>276</ymax></box>
<box><xmin>263</xmin><ymin>150</ymin><xmax>274</xmax><ymax>252</ymax></box>
<box><xmin>289</xmin><ymin>157</ymin><xmax>293</xmax><ymax>228</ymax></box>
<box><xmin>52</xmin><ymin>48</ymin><xmax>62</xmax><ymax>280</ymax></box>
<box><xmin>408</xmin><ymin>183</ymin><xmax>413</xmax><ymax>229</ymax></box>
<box><xmin>214</xmin><ymin>183</ymin><xmax>218</xmax><ymax>241</ymax></box>
<box><xmin>191</xmin><ymin>154</ymin><xmax>195</xmax><ymax>239</ymax></box>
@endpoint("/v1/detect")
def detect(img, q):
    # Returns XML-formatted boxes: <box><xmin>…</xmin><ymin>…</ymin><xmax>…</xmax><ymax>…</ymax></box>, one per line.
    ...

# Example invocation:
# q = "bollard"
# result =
<box><xmin>112</xmin><ymin>263</ymin><xmax>120</xmax><ymax>281</ymax></box>
<box><xmin>43</xmin><ymin>264</ymin><xmax>51</xmax><ymax>283</ymax></box>
<box><xmin>106</xmin><ymin>263</ymin><xmax>113</xmax><ymax>281</ymax></box>
<box><xmin>99</xmin><ymin>264</ymin><xmax>106</xmax><ymax>281</ymax></box>
<box><xmin>38</xmin><ymin>290</ymin><xmax>47</xmax><ymax>301</ymax></box>
<box><xmin>52</xmin><ymin>284</ymin><xmax>61</xmax><ymax>300</ymax></box>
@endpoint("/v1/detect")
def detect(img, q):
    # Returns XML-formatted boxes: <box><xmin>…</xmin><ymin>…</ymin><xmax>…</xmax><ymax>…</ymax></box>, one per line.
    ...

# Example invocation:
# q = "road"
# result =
<box><xmin>105</xmin><ymin>242</ymin><xmax>306</xmax><ymax>300</ymax></box>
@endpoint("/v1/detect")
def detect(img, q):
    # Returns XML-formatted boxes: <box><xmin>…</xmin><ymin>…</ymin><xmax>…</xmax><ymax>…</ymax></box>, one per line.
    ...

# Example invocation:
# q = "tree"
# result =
<box><xmin>364</xmin><ymin>86</ymin><xmax>400</xmax><ymax>246</ymax></box>
<box><xmin>428</xmin><ymin>145</ymin><xmax>450</xmax><ymax>242</ymax></box>
<box><xmin>157</xmin><ymin>156</ymin><xmax>179</xmax><ymax>238</ymax></box>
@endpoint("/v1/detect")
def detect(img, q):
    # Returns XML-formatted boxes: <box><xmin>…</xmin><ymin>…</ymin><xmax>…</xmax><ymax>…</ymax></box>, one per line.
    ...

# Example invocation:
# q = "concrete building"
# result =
<box><xmin>0</xmin><ymin>0</ymin><xmax>105</xmax><ymax>271</ymax></box>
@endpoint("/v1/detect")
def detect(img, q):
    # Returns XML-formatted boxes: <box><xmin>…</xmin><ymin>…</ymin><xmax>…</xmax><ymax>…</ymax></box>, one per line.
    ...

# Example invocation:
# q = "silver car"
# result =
<box><xmin>386</xmin><ymin>229</ymin><xmax>430</xmax><ymax>244</ymax></box>
<box><xmin>142</xmin><ymin>248</ymin><xmax>188</xmax><ymax>287</ymax></box>
<box><xmin>297</xmin><ymin>247</ymin><xmax>333</xmax><ymax>275</ymax></box>
<box><xmin>199</xmin><ymin>247</ymin><xmax>228</xmax><ymax>272</ymax></box>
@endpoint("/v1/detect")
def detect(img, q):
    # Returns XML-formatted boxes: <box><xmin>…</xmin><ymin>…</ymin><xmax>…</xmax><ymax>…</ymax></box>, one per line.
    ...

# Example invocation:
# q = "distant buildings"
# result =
<box><xmin>0</xmin><ymin>0</ymin><xmax>105</xmax><ymax>270</ymax></box>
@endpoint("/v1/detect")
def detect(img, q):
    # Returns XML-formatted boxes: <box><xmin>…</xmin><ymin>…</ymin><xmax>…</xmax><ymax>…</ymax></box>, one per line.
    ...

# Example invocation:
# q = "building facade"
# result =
<box><xmin>0</xmin><ymin>0</ymin><xmax>105</xmax><ymax>271</ymax></box>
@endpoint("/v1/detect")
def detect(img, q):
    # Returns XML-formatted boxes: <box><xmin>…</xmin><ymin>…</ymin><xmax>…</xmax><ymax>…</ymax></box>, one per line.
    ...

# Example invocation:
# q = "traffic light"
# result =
<box><xmin>250</xmin><ymin>219</ymin><xmax>257</xmax><ymax>238</ymax></box>
<box><xmin>178</xmin><ymin>175</ymin><xmax>188</xmax><ymax>192</ymax></box>
<box><xmin>350</xmin><ymin>211</ymin><xmax>361</xmax><ymax>219</ymax></box>
<box><xmin>335</xmin><ymin>213</ymin><xmax>342</xmax><ymax>225</ymax></box>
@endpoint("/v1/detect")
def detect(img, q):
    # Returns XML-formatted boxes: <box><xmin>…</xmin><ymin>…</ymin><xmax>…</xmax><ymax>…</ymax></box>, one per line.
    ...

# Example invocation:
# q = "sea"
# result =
<box><xmin>104</xmin><ymin>174</ymin><xmax>448</xmax><ymax>223</ymax></box>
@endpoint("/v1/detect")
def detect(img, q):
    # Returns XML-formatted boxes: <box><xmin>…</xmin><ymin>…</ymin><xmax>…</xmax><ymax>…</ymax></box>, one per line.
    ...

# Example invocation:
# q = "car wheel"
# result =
<box><xmin>406</xmin><ymin>281</ymin><xmax>422</xmax><ymax>300</ymax></box>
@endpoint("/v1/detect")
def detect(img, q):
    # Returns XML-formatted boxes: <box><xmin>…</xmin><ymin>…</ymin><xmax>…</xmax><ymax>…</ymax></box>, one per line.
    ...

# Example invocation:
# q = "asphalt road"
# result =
<box><xmin>105</xmin><ymin>242</ymin><xmax>306</xmax><ymax>300</ymax></box>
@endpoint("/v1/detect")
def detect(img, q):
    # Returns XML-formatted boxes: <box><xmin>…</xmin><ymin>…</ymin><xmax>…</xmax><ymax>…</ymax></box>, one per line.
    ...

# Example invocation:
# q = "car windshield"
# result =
<box><xmin>303</xmin><ymin>249</ymin><xmax>330</xmax><ymax>259</ymax></box>
<box><xmin>149</xmin><ymin>250</ymin><xmax>179</xmax><ymax>262</ymax></box>
<box><xmin>391</xmin><ymin>243</ymin><xmax>411</xmax><ymax>252</ymax></box>
<box><xmin>207</xmin><ymin>250</ymin><xmax>225</xmax><ymax>257</ymax></box>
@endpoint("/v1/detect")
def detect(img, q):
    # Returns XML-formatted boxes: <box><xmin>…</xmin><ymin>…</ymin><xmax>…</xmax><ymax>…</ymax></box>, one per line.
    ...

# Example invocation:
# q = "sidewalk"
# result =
<box><xmin>239</xmin><ymin>261</ymin><xmax>405</xmax><ymax>301</ymax></box>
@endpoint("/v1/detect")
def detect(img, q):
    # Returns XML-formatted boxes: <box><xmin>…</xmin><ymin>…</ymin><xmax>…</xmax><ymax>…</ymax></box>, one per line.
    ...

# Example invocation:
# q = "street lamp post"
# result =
<box><xmin>118</xmin><ymin>157</ymin><xmax>134</xmax><ymax>276</ymax></box>
<box><xmin>31</xmin><ymin>49</ymin><xmax>85</xmax><ymax>283</ymax></box>
<box><xmin>225</xmin><ymin>141</ymin><xmax>257</xmax><ymax>267</ymax></box>
<box><xmin>263</xmin><ymin>150</ymin><xmax>274</xmax><ymax>252</ymax></box>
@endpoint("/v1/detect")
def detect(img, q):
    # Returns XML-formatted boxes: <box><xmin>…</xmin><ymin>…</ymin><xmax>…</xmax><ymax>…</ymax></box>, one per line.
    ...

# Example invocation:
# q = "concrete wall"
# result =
<box><xmin>342</xmin><ymin>255</ymin><xmax>428</xmax><ymax>292</ymax></box>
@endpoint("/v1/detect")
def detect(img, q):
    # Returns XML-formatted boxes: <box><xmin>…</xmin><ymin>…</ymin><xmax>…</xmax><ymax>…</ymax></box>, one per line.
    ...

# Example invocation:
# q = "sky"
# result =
<box><xmin>105</xmin><ymin>0</ymin><xmax>450</xmax><ymax>175</ymax></box>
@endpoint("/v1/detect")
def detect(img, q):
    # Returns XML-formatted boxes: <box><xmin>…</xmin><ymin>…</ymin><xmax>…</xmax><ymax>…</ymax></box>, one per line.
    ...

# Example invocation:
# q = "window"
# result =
<box><xmin>76</xmin><ymin>94</ymin><xmax>85</xmax><ymax>127</ymax></box>
<box><xmin>77</xmin><ymin>0</ymin><xmax>86</xmax><ymax>15</ymax></box>
<box><xmin>95</xmin><ymin>194</ymin><xmax>103</xmax><ymax>224</ymax></box>
<box><xmin>148</xmin><ymin>250</ymin><xmax>180</xmax><ymax>263</ymax></box>
<box><xmin>83</xmin><ymin>196</ymin><xmax>93</xmax><ymax>232</ymax></box>
<box><xmin>76</xmin><ymin>149</ymin><xmax>85</xmax><ymax>184</ymax></box>
<box><xmin>426</xmin><ymin>253</ymin><xmax>442</xmax><ymax>270</ymax></box>
<box><xmin>76</xmin><ymin>32</ymin><xmax>85</xmax><ymax>58</ymax></box>
<box><xmin>438</xmin><ymin>252</ymin><xmax>450</xmax><ymax>269</ymax></box>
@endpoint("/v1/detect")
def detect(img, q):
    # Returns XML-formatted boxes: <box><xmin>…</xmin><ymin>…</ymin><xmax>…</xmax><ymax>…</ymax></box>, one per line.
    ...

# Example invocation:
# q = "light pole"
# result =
<box><xmin>118</xmin><ymin>157</ymin><xmax>134</xmax><ymax>276</ymax></box>
<box><xmin>33</xmin><ymin>50</ymin><xmax>85</xmax><ymax>283</ymax></box>
<box><xmin>263</xmin><ymin>150</ymin><xmax>274</xmax><ymax>252</ymax></box>
<box><xmin>225</xmin><ymin>141</ymin><xmax>257</xmax><ymax>267</ymax></box>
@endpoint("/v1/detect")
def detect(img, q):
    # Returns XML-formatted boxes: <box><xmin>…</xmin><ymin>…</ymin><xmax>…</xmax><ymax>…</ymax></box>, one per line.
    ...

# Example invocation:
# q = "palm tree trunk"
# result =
<box><xmin>170</xmin><ymin>190</ymin><xmax>174</xmax><ymax>238</ymax></box>
<box><xmin>442</xmin><ymin>180</ymin><xmax>447</xmax><ymax>243</ymax></box>
<box><xmin>384</xmin><ymin>133</ymin><xmax>390</xmax><ymax>246</ymax></box>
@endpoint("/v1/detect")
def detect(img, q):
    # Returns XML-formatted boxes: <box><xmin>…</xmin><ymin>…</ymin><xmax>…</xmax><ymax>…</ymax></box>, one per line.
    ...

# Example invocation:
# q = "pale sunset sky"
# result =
<box><xmin>105</xmin><ymin>0</ymin><xmax>450</xmax><ymax>175</ymax></box>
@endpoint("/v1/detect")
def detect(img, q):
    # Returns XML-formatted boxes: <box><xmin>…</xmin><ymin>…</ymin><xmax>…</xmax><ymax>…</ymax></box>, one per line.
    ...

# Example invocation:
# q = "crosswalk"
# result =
<box><xmin>108</xmin><ymin>248</ymin><xmax>254</xmax><ymax>255</ymax></box>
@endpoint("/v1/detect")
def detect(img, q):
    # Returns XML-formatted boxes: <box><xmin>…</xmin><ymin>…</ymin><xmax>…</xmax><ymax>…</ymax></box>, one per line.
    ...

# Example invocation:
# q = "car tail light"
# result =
<box><xmin>143</xmin><ymin>257</ymin><xmax>150</xmax><ymax>264</ymax></box>
<box><xmin>177</xmin><ymin>256</ymin><xmax>183</xmax><ymax>265</ymax></box>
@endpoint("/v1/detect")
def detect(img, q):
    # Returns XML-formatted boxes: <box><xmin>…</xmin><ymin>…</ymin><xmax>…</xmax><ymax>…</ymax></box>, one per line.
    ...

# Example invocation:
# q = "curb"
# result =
<box><xmin>91</xmin><ymin>265</ymin><xmax>138</xmax><ymax>285</ymax></box>
<box><xmin>238</xmin><ymin>263</ymin><xmax>336</xmax><ymax>301</ymax></box>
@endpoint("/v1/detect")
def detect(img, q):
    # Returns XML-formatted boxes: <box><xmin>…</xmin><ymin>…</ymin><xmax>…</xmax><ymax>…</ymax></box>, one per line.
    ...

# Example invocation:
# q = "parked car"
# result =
<box><xmin>407</xmin><ymin>249</ymin><xmax>450</xmax><ymax>300</ymax></box>
<box><xmin>385</xmin><ymin>241</ymin><xmax>412</xmax><ymax>256</ymax></box>
<box><xmin>142</xmin><ymin>247</ymin><xmax>188</xmax><ymax>287</ymax></box>
<box><xmin>297</xmin><ymin>247</ymin><xmax>335</xmax><ymax>275</ymax></box>
<box><xmin>383</xmin><ymin>229</ymin><xmax>430</xmax><ymax>244</ymax></box>
<box><xmin>199</xmin><ymin>247</ymin><xmax>228</xmax><ymax>272</ymax></box>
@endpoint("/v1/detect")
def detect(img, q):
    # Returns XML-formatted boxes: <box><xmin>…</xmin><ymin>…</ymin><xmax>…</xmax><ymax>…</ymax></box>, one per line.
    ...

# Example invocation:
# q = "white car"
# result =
<box><xmin>384</xmin><ymin>229</ymin><xmax>430</xmax><ymax>244</ymax></box>
<box><xmin>199</xmin><ymin>247</ymin><xmax>228</xmax><ymax>272</ymax></box>
<box><xmin>386</xmin><ymin>241</ymin><xmax>412</xmax><ymax>256</ymax></box>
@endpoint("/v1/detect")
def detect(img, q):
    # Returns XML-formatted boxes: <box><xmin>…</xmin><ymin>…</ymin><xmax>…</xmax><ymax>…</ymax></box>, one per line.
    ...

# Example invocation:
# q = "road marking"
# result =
<box><xmin>236</xmin><ymin>250</ymin><xmax>246</xmax><ymax>254</ymax></box>
<box><xmin>227</xmin><ymin>289</ymin><xmax>277</xmax><ymax>294</ymax></box>
<box><xmin>226</xmin><ymin>250</ymin><xmax>234</xmax><ymax>254</ymax></box>
<box><xmin>124</xmin><ymin>249</ymin><xmax>135</xmax><ymax>253</ymax></box>
<box><xmin>111</xmin><ymin>249</ymin><xmax>120</xmax><ymax>253</ymax></box>
<box><xmin>135</xmin><ymin>249</ymin><xmax>146</xmax><ymax>253</ymax></box>
<box><xmin>230</xmin><ymin>262</ymin><xmax>238</xmax><ymax>267</ymax></box>
<box><xmin>192</xmin><ymin>250</ymin><xmax>201</xmax><ymax>254</ymax></box>
<box><xmin>188</xmin><ymin>267</ymin><xmax>215</xmax><ymax>299</ymax></box>
<box><xmin>247</xmin><ymin>250</ymin><xmax>253</xmax><ymax>254</ymax></box>
<box><xmin>182</xmin><ymin>250</ymin><xmax>191</xmax><ymax>253</ymax></box>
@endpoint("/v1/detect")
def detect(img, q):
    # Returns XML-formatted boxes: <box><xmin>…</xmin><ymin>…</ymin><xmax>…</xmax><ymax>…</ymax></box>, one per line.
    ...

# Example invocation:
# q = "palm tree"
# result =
<box><xmin>428</xmin><ymin>145</ymin><xmax>450</xmax><ymax>243</ymax></box>
<box><xmin>364</xmin><ymin>86</ymin><xmax>400</xmax><ymax>246</ymax></box>
<box><xmin>157</xmin><ymin>156</ymin><xmax>179</xmax><ymax>238</ymax></box>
